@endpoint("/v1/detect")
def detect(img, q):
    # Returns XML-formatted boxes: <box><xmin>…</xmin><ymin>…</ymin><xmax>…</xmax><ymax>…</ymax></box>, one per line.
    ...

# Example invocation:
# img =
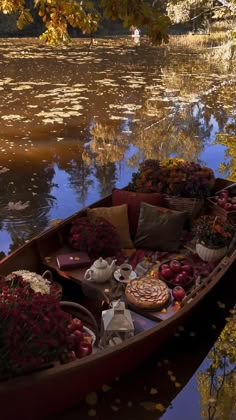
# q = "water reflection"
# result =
<box><xmin>0</xmin><ymin>37</ymin><xmax>236</xmax><ymax>419</ymax></box>
<box><xmin>0</xmin><ymin>37</ymin><xmax>236</xmax><ymax>254</ymax></box>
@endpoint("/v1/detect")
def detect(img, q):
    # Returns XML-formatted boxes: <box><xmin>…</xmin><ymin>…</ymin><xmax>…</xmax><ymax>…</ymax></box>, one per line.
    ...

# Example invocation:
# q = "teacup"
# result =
<box><xmin>119</xmin><ymin>263</ymin><xmax>132</xmax><ymax>280</ymax></box>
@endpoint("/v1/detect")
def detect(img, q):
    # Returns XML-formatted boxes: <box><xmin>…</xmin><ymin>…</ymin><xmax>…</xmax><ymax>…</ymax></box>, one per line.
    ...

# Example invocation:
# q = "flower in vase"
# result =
<box><xmin>193</xmin><ymin>215</ymin><xmax>234</xmax><ymax>249</ymax></box>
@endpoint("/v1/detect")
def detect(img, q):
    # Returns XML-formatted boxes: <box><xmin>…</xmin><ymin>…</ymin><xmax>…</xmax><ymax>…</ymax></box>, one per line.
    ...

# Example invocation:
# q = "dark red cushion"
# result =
<box><xmin>112</xmin><ymin>189</ymin><xmax>164</xmax><ymax>239</ymax></box>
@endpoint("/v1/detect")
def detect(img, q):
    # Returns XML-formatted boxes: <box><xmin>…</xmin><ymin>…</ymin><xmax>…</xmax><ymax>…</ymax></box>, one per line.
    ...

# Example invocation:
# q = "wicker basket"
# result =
<box><xmin>207</xmin><ymin>198</ymin><xmax>236</xmax><ymax>227</ymax></box>
<box><xmin>163</xmin><ymin>194</ymin><xmax>204</xmax><ymax>219</ymax></box>
<box><xmin>5</xmin><ymin>269</ymin><xmax>63</xmax><ymax>300</ymax></box>
<box><xmin>60</xmin><ymin>301</ymin><xmax>99</xmax><ymax>343</ymax></box>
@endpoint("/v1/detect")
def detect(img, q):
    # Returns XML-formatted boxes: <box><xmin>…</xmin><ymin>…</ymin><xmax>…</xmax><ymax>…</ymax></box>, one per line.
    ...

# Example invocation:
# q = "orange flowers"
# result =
<box><xmin>193</xmin><ymin>215</ymin><xmax>234</xmax><ymax>248</ymax></box>
<box><xmin>128</xmin><ymin>159</ymin><xmax>215</xmax><ymax>198</ymax></box>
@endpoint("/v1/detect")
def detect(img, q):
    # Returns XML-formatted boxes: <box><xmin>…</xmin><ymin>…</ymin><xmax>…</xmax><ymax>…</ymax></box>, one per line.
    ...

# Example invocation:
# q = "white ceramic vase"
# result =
<box><xmin>196</xmin><ymin>243</ymin><xmax>227</xmax><ymax>263</ymax></box>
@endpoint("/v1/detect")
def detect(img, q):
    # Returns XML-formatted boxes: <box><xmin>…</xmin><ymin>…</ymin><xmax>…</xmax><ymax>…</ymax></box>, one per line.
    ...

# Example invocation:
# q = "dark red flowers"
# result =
<box><xmin>68</xmin><ymin>216</ymin><xmax>122</xmax><ymax>259</ymax></box>
<box><xmin>0</xmin><ymin>275</ymin><xmax>71</xmax><ymax>379</ymax></box>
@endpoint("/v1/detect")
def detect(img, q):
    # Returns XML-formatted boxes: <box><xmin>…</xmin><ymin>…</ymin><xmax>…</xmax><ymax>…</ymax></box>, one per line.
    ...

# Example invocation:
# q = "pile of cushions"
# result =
<box><xmin>69</xmin><ymin>188</ymin><xmax>189</xmax><ymax>257</ymax></box>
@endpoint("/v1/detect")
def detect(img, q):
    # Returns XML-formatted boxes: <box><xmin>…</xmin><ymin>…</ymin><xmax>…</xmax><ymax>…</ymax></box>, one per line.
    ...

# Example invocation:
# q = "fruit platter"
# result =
<box><xmin>62</xmin><ymin>317</ymin><xmax>96</xmax><ymax>363</ymax></box>
<box><xmin>207</xmin><ymin>186</ymin><xmax>236</xmax><ymax>226</ymax></box>
<box><xmin>158</xmin><ymin>258</ymin><xmax>195</xmax><ymax>290</ymax></box>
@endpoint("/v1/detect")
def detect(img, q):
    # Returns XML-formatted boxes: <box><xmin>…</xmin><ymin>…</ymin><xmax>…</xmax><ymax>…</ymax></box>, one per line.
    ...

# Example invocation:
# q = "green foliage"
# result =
<box><xmin>0</xmin><ymin>0</ymin><xmax>171</xmax><ymax>45</ymax></box>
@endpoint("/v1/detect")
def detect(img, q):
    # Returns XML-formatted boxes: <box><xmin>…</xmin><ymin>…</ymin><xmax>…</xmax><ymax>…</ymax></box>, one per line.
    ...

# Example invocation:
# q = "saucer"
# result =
<box><xmin>114</xmin><ymin>269</ymin><xmax>137</xmax><ymax>284</ymax></box>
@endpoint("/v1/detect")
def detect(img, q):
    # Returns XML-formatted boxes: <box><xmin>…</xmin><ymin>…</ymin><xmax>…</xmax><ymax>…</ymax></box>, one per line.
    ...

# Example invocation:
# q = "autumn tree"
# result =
<box><xmin>167</xmin><ymin>0</ymin><xmax>236</xmax><ymax>33</ymax></box>
<box><xmin>0</xmin><ymin>0</ymin><xmax>171</xmax><ymax>45</ymax></box>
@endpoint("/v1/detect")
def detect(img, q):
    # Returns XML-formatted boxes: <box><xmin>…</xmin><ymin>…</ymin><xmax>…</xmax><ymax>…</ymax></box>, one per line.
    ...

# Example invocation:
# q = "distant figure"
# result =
<box><xmin>130</xmin><ymin>26</ymin><xmax>141</xmax><ymax>45</ymax></box>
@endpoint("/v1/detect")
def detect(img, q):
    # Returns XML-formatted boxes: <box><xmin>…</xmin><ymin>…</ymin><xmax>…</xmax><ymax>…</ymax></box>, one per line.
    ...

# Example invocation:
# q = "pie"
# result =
<box><xmin>125</xmin><ymin>277</ymin><xmax>170</xmax><ymax>310</ymax></box>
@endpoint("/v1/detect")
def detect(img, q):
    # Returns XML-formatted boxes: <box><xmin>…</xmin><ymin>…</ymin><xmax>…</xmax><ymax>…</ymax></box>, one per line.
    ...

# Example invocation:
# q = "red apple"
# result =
<box><xmin>161</xmin><ymin>263</ymin><xmax>170</xmax><ymax>271</ymax></box>
<box><xmin>172</xmin><ymin>286</ymin><xmax>186</xmax><ymax>301</ymax></box>
<box><xmin>219</xmin><ymin>190</ymin><xmax>229</xmax><ymax>198</ymax></box>
<box><xmin>68</xmin><ymin>318</ymin><xmax>84</xmax><ymax>332</ymax></box>
<box><xmin>224</xmin><ymin>202</ymin><xmax>233</xmax><ymax>211</ymax></box>
<box><xmin>231</xmin><ymin>204</ymin><xmax>236</xmax><ymax>210</ymax></box>
<box><xmin>74</xmin><ymin>329</ymin><xmax>85</xmax><ymax>343</ymax></box>
<box><xmin>181</xmin><ymin>273</ymin><xmax>192</xmax><ymax>286</ymax></box>
<box><xmin>182</xmin><ymin>264</ymin><xmax>193</xmax><ymax>274</ymax></box>
<box><xmin>70</xmin><ymin>350</ymin><xmax>77</xmax><ymax>361</ymax></box>
<box><xmin>169</xmin><ymin>260</ymin><xmax>182</xmax><ymax>273</ymax></box>
<box><xmin>161</xmin><ymin>267</ymin><xmax>173</xmax><ymax>279</ymax></box>
<box><xmin>76</xmin><ymin>341</ymin><xmax>92</xmax><ymax>358</ymax></box>
<box><xmin>217</xmin><ymin>198</ymin><xmax>227</xmax><ymax>207</ymax></box>
<box><xmin>174</xmin><ymin>272</ymin><xmax>187</xmax><ymax>285</ymax></box>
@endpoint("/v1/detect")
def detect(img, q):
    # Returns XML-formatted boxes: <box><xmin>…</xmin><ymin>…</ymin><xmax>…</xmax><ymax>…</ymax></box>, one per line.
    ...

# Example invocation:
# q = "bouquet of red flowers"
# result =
<box><xmin>68</xmin><ymin>216</ymin><xmax>122</xmax><ymax>259</ymax></box>
<box><xmin>0</xmin><ymin>275</ymin><xmax>71</xmax><ymax>379</ymax></box>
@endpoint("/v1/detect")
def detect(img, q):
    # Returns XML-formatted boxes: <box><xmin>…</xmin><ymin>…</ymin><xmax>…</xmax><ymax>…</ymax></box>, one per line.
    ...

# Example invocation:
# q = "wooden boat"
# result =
<box><xmin>0</xmin><ymin>177</ymin><xmax>236</xmax><ymax>420</ymax></box>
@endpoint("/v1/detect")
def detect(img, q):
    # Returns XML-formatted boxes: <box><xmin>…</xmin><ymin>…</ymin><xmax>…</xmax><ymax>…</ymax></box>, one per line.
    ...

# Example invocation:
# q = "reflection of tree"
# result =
<box><xmin>81</xmin><ymin>121</ymin><xmax>123</xmax><ymax>196</ymax></box>
<box><xmin>94</xmin><ymin>163</ymin><xmax>117</xmax><ymax>197</ymax></box>
<box><xmin>198</xmin><ymin>307</ymin><xmax>236</xmax><ymax>419</ymax></box>
<box><xmin>59</xmin><ymin>159</ymin><xmax>94</xmax><ymax>208</ymax></box>
<box><xmin>131</xmin><ymin>98</ymin><xmax>206</xmax><ymax>162</ymax></box>
<box><xmin>83</xmin><ymin>121</ymin><xmax>129</xmax><ymax>167</ymax></box>
<box><xmin>215</xmin><ymin>118</ymin><xmax>236</xmax><ymax>181</ymax></box>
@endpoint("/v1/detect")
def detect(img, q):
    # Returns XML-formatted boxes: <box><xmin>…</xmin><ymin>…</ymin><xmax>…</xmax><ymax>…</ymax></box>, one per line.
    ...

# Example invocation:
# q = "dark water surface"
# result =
<box><xmin>0</xmin><ymin>37</ymin><xmax>236</xmax><ymax>419</ymax></box>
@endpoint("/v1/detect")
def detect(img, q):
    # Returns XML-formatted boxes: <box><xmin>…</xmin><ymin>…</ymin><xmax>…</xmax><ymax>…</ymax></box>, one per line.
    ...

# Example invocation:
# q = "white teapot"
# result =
<box><xmin>84</xmin><ymin>257</ymin><xmax>117</xmax><ymax>283</ymax></box>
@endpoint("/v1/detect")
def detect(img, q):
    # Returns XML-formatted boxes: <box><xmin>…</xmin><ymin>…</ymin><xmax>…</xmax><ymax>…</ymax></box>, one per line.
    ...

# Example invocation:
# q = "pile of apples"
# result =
<box><xmin>213</xmin><ymin>189</ymin><xmax>236</xmax><ymax>212</ymax></box>
<box><xmin>61</xmin><ymin>317</ymin><xmax>93</xmax><ymax>363</ymax></box>
<box><xmin>159</xmin><ymin>259</ymin><xmax>194</xmax><ymax>288</ymax></box>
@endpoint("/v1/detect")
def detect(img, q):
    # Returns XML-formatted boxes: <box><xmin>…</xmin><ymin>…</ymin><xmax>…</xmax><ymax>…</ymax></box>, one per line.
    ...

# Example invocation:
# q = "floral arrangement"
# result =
<box><xmin>193</xmin><ymin>215</ymin><xmax>234</xmax><ymax>248</ymax></box>
<box><xmin>128</xmin><ymin>158</ymin><xmax>215</xmax><ymax>198</ymax></box>
<box><xmin>69</xmin><ymin>216</ymin><xmax>122</xmax><ymax>259</ymax></box>
<box><xmin>8</xmin><ymin>270</ymin><xmax>51</xmax><ymax>294</ymax></box>
<box><xmin>0</xmin><ymin>275</ymin><xmax>71</xmax><ymax>379</ymax></box>
<box><xmin>5</xmin><ymin>270</ymin><xmax>62</xmax><ymax>299</ymax></box>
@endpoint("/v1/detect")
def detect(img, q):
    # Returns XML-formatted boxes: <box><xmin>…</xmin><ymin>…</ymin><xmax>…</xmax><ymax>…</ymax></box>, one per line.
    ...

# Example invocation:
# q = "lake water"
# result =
<box><xmin>0</xmin><ymin>37</ymin><xmax>236</xmax><ymax>419</ymax></box>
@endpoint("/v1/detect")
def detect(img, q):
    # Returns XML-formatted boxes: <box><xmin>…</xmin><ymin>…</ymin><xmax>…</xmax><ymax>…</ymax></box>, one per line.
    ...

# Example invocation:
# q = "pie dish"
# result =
<box><xmin>125</xmin><ymin>277</ymin><xmax>170</xmax><ymax>310</ymax></box>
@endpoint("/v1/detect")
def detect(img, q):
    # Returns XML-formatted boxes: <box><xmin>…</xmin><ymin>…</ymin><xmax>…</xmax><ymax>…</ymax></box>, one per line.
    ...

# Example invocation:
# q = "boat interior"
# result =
<box><xmin>1</xmin><ymin>178</ymin><xmax>236</xmax><ymax>350</ymax></box>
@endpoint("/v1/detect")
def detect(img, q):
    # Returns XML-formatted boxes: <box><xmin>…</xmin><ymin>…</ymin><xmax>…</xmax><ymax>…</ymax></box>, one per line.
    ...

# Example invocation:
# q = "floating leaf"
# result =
<box><xmin>150</xmin><ymin>387</ymin><xmax>158</xmax><ymax>395</ymax></box>
<box><xmin>155</xmin><ymin>403</ymin><xmax>165</xmax><ymax>412</ymax></box>
<box><xmin>217</xmin><ymin>301</ymin><xmax>226</xmax><ymax>309</ymax></box>
<box><xmin>6</xmin><ymin>201</ymin><xmax>30</xmax><ymax>211</ymax></box>
<box><xmin>111</xmin><ymin>405</ymin><xmax>119</xmax><ymax>411</ymax></box>
<box><xmin>50</xmin><ymin>219</ymin><xmax>63</xmax><ymax>226</ymax></box>
<box><xmin>102</xmin><ymin>384</ymin><xmax>112</xmax><ymax>392</ymax></box>
<box><xmin>88</xmin><ymin>408</ymin><xmax>96</xmax><ymax>416</ymax></box>
<box><xmin>140</xmin><ymin>401</ymin><xmax>157</xmax><ymax>411</ymax></box>
<box><xmin>0</xmin><ymin>166</ymin><xmax>10</xmax><ymax>173</ymax></box>
<box><xmin>85</xmin><ymin>392</ymin><xmax>98</xmax><ymax>406</ymax></box>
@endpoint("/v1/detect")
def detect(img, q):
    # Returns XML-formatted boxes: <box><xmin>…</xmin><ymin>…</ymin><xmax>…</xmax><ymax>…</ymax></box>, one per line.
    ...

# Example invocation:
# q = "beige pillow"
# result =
<box><xmin>87</xmin><ymin>204</ymin><xmax>133</xmax><ymax>249</ymax></box>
